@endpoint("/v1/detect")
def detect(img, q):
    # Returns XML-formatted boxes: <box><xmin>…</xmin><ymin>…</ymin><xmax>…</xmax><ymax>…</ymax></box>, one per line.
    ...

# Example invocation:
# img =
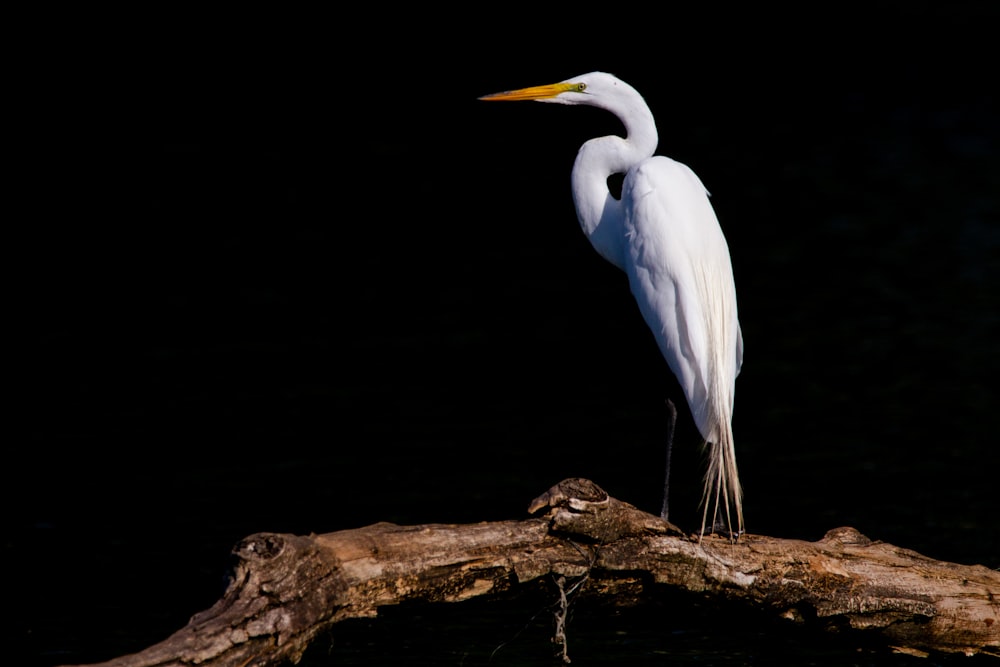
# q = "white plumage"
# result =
<box><xmin>481</xmin><ymin>72</ymin><xmax>744</xmax><ymax>537</ymax></box>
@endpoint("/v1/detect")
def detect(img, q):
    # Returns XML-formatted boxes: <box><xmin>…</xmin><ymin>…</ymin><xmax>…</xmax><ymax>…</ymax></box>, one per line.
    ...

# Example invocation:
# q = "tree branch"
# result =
<box><xmin>61</xmin><ymin>478</ymin><xmax>1000</xmax><ymax>666</ymax></box>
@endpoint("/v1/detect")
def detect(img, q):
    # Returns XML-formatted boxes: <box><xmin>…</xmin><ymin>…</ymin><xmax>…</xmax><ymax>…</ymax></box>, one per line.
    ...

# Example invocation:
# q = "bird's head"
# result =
<box><xmin>478</xmin><ymin>71</ymin><xmax>627</xmax><ymax>107</ymax></box>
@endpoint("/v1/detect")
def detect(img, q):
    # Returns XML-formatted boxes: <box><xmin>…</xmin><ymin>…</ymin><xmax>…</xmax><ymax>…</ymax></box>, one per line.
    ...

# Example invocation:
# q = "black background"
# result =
<box><xmin>16</xmin><ymin>4</ymin><xmax>999</xmax><ymax>665</ymax></box>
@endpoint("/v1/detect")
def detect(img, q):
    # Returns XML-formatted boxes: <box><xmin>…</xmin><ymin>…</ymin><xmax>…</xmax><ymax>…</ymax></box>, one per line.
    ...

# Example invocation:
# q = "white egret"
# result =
<box><xmin>480</xmin><ymin>72</ymin><xmax>744</xmax><ymax>538</ymax></box>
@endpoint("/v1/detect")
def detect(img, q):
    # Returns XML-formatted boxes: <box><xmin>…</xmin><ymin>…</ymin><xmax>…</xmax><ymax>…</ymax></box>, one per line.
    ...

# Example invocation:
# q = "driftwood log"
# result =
<box><xmin>65</xmin><ymin>478</ymin><xmax>999</xmax><ymax>666</ymax></box>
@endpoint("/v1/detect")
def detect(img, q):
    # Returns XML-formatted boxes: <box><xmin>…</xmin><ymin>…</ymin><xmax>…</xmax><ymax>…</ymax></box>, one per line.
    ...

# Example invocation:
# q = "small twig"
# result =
<box><xmin>551</xmin><ymin>554</ymin><xmax>594</xmax><ymax>663</ymax></box>
<box><xmin>552</xmin><ymin>575</ymin><xmax>572</xmax><ymax>664</ymax></box>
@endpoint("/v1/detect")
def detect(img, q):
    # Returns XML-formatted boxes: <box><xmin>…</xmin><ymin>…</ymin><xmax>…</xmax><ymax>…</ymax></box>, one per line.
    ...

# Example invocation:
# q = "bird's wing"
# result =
<box><xmin>622</xmin><ymin>156</ymin><xmax>739</xmax><ymax>439</ymax></box>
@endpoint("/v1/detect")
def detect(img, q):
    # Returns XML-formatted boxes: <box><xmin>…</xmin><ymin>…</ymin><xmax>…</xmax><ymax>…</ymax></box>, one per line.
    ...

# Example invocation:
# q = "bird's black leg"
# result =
<box><xmin>660</xmin><ymin>399</ymin><xmax>677</xmax><ymax>520</ymax></box>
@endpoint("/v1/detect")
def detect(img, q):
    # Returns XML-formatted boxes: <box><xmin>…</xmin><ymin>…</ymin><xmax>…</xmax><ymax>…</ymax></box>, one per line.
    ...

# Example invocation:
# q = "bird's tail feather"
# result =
<box><xmin>700</xmin><ymin>414</ymin><xmax>743</xmax><ymax>539</ymax></box>
<box><xmin>697</xmin><ymin>265</ymin><xmax>743</xmax><ymax>540</ymax></box>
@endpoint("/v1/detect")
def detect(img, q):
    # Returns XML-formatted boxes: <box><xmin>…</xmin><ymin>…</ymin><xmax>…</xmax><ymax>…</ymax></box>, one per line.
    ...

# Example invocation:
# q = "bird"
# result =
<box><xmin>479</xmin><ymin>72</ymin><xmax>744</xmax><ymax>538</ymax></box>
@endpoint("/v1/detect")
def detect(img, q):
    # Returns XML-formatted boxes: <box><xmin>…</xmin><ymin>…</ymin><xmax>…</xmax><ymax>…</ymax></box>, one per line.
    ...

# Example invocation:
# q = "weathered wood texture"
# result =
<box><xmin>63</xmin><ymin>479</ymin><xmax>999</xmax><ymax>666</ymax></box>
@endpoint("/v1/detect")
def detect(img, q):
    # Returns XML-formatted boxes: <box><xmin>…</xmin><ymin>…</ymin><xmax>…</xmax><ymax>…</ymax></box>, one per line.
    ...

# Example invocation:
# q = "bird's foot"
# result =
<box><xmin>702</xmin><ymin>518</ymin><xmax>743</xmax><ymax>543</ymax></box>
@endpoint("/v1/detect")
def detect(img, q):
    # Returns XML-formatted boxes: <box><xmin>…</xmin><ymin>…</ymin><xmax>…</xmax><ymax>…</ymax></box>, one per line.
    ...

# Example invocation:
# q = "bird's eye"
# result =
<box><xmin>575</xmin><ymin>83</ymin><xmax>587</xmax><ymax>92</ymax></box>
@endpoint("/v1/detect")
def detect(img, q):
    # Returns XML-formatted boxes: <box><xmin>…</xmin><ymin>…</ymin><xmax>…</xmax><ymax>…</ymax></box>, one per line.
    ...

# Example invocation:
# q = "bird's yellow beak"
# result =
<box><xmin>478</xmin><ymin>82</ymin><xmax>578</xmax><ymax>101</ymax></box>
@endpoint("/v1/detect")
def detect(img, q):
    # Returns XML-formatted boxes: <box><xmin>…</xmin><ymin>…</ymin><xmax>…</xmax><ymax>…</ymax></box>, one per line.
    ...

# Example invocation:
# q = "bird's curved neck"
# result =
<box><xmin>571</xmin><ymin>106</ymin><xmax>657</xmax><ymax>270</ymax></box>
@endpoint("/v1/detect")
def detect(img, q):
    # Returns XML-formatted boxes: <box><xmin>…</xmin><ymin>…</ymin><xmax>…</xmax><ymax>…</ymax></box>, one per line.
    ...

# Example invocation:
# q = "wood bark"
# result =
<box><xmin>62</xmin><ymin>478</ymin><xmax>999</xmax><ymax>666</ymax></box>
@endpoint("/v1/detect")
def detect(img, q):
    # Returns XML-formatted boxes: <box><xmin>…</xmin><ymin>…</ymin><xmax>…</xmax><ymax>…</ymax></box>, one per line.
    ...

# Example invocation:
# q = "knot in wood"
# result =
<box><xmin>528</xmin><ymin>478</ymin><xmax>610</xmax><ymax>514</ymax></box>
<box><xmin>234</xmin><ymin>533</ymin><xmax>286</xmax><ymax>561</ymax></box>
<box><xmin>820</xmin><ymin>526</ymin><xmax>873</xmax><ymax>547</ymax></box>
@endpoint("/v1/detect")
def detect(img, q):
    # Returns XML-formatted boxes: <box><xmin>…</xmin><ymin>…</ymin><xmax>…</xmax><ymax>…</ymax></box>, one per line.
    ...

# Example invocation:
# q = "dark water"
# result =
<box><xmin>294</xmin><ymin>594</ymin><xmax>979</xmax><ymax>666</ymax></box>
<box><xmin>16</xmin><ymin>7</ymin><xmax>998</xmax><ymax>666</ymax></box>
